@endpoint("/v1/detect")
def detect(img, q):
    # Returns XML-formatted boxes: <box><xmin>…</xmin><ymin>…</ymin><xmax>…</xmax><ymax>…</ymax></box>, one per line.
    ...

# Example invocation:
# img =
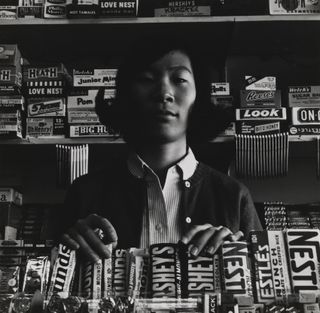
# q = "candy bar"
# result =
<box><xmin>220</xmin><ymin>241</ymin><xmax>253</xmax><ymax>298</ymax></box>
<box><xmin>285</xmin><ymin>229</ymin><xmax>320</xmax><ymax>295</ymax></box>
<box><xmin>0</xmin><ymin>266</ymin><xmax>19</xmax><ymax>293</ymax></box>
<box><xmin>149</xmin><ymin>243</ymin><xmax>181</xmax><ymax>298</ymax></box>
<box><xmin>48</xmin><ymin>244</ymin><xmax>76</xmax><ymax>298</ymax></box>
<box><xmin>23</xmin><ymin>256</ymin><xmax>50</xmax><ymax>294</ymax></box>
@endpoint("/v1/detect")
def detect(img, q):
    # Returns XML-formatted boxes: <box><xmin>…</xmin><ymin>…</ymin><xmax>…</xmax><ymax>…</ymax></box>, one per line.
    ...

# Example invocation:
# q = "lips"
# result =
<box><xmin>153</xmin><ymin>110</ymin><xmax>178</xmax><ymax>122</ymax></box>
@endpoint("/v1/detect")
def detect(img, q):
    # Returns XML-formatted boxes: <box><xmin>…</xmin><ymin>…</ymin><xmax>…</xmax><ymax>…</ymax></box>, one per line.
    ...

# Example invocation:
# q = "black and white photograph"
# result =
<box><xmin>1</xmin><ymin>1</ymin><xmax>320</xmax><ymax>312</ymax></box>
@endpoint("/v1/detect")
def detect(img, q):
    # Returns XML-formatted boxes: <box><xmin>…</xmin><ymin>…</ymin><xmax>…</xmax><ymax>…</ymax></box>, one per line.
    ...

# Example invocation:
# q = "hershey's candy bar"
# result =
<box><xmin>187</xmin><ymin>254</ymin><xmax>214</xmax><ymax>297</ymax></box>
<box><xmin>150</xmin><ymin>243</ymin><xmax>181</xmax><ymax>298</ymax></box>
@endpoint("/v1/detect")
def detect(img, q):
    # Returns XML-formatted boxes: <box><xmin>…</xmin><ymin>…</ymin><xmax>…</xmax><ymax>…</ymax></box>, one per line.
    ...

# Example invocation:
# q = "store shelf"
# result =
<box><xmin>0</xmin><ymin>135</ymin><xmax>318</xmax><ymax>145</ymax></box>
<box><xmin>1</xmin><ymin>15</ymin><xmax>320</xmax><ymax>26</ymax></box>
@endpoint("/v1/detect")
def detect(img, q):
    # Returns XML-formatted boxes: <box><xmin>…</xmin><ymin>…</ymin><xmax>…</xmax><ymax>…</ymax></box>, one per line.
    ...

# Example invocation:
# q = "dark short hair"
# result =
<box><xmin>95</xmin><ymin>34</ymin><xmax>232</xmax><ymax>144</ymax></box>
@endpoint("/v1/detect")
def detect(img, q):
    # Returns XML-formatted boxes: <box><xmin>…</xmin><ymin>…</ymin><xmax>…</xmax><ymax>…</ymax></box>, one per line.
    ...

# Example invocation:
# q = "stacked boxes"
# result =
<box><xmin>17</xmin><ymin>0</ymin><xmax>44</xmax><ymax>18</ymax></box>
<box><xmin>0</xmin><ymin>45</ymin><xmax>24</xmax><ymax>138</ymax></box>
<box><xmin>153</xmin><ymin>0</ymin><xmax>211</xmax><ymax>16</ymax></box>
<box><xmin>211</xmin><ymin>82</ymin><xmax>235</xmax><ymax>136</ymax></box>
<box><xmin>68</xmin><ymin>68</ymin><xmax>117</xmax><ymax>137</ymax></box>
<box><xmin>288</xmin><ymin>86</ymin><xmax>320</xmax><ymax>136</ymax></box>
<box><xmin>43</xmin><ymin>0</ymin><xmax>67</xmax><ymax>18</ymax></box>
<box><xmin>66</xmin><ymin>0</ymin><xmax>99</xmax><ymax>18</ymax></box>
<box><xmin>0</xmin><ymin>187</ymin><xmax>23</xmax><ymax>240</ymax></box>
<box><xmin>23</xmin><ymin>63</ymin><xmax>70</xmax><ymax>138</ymax></box>
<box><xmin>236</xmin><ymin>76</ymin><xmax>285</xmax><ymax>135</ymax></box>
<box><xmin>0</xmin><ymin>0</ymin><xmax>18</xmax><ymax>19</ymax></box>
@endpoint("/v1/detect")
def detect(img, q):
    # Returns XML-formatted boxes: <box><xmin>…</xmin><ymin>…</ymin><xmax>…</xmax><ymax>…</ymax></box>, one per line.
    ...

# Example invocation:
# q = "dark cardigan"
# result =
<box><xmin>62</xmin><ymin>160</ymin><xmax>262</xmax><ymax>248</ymax></box>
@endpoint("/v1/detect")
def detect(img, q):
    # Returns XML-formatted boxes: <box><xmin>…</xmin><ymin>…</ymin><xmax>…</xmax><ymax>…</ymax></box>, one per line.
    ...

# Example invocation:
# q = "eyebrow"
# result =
<box><xmin>168</xmin><ymin>65</ymin><xmax>193</xmax><ymax>74</ymax></box>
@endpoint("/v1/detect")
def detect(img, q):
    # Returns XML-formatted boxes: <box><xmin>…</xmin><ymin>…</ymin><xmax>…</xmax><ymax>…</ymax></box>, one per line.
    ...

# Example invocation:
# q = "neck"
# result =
<box><xmin>136</xmin><ymin>138</ymin><xmax>188</xmax><ymax>172</ymax></box>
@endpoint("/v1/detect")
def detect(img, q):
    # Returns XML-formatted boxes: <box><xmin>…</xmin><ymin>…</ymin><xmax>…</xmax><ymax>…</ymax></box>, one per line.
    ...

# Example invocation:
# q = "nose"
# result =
<box><xmin>155</xmin><ymin>77</ymin><xmax>174</xmax><ymax>103</ymax></box>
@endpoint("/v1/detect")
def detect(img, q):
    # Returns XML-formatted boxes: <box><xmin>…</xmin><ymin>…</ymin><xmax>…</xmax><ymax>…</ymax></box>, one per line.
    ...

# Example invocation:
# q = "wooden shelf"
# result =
<box><xmin>1</xmin><ymin>15</ymin><xmax>320</xmax><ymax>26</ymax></box>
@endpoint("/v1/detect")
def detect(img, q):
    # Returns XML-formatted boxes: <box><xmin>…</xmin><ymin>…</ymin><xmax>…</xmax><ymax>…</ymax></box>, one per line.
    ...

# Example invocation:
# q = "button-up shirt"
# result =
<box><xmin>127</xmin><ymin>148</ymin><xmax>198</xmax><ymax>248</ymax></box>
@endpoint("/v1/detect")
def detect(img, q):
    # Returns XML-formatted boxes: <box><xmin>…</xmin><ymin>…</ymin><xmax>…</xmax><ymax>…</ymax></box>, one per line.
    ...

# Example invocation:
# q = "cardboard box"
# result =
<box><xmin>0</xmin><ymin>45</ymin><xmax>22</xmax><ymax>66</ymax></box>
<box><xmin>270</xmin><ymin>0</ymin><xmax>320</xmax><ymax>14</ymax></box>
<box><xmin>236</xmin><ymin>108</ymin><xmax>287</xmax><ymax>120</ymax></box>
<box><xmin>0</xmin><ymin>95</ymin><xmax>24</xmax><ymax>111</ymax></box>
<box><xmin>211</xmin><ymin>0</ymin><xmax>267</xmax><ymax>15</ymax></box>
<box><xmin>69</xmin><ymin>124</ymin><xmax>114</xmax><ymax>137</ymax></box>
<box><xmin>0</xmin><ymin>188</ymin><xmax>22</xmax><ymax>206</ymax></box>
<box><xmin>18</xmin><ymin>0</ymin><xmax>43</xmax><ymax>17</ymax></box>
<box><xmin>26</xmin><ymin>117</ymin><xmax>65</xmax><ymax>138</ymax></box>
<box><xmin>0</xmin><ymin>0</ymin><xmax>18</xmax><ymax>19</ymax></box>
<box><xmin>100</xmin><ymin>0</ymin><xmax>138</xmax><ymax>16</ymax></box>
<box><xmin>289</xmin><ymin>125</ymin><xmax>320</xmax><ymax>136</ymax></box>
<box><xmin>236</xmin><ymin>120</ymin><xmax>281</xmax><ymax>134</ymax></box>
<box><xmin>27</xmin><ymin>98</ymin><xmax>66</xmax><ymax>117</ymax></box>
<box><xmin>240</xmin><ymin>90</ymin><xmax>282</xmax><ymax>108</ymax></box>
<box><xmin>288</xmin><ymin>86</ymin><xmax>320</xmax><ymax>107</ymax></box>
<box><xmin>245</xmin><ymin>76</ymin><xmax>276</xmax><ymax>91</ymax></box>
<box><xmin>0</xmin><ymin>66</ymin><xmax>22</xmax><ymax>88</ymax></box>
<box><xmin>66</xmin><ymin>0</ymin><xmax>99</xmax><ymax>18</ymax></box>
<box><xmin>73</xmin><ymin>69</ymin><xmax>117</xmax><ymax>88</ymax></box>
<box><xmin>291</xmin><ymin>107</ymin><xmax>320</xmax><ymax>125</ymax></box>
<box><xmin>43</xmin><ymin>0</ymin><xmax>66</xmax><ymax>18</ymax></box>
<box><xmin>211</xmin><ymin>82</ymin><xmax>230</xmax><ymax>96</ymax></box>
<box><xmin>154</xmin><ymin>0</ymin><xmax>211</xmax><ymax>16</ymax></box>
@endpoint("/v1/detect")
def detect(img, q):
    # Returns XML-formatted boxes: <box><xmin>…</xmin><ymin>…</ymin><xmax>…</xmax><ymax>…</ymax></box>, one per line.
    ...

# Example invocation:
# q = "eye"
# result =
<box><xmin>173</xmin><ymin>77</ymin><xmax>188</xmax><ymax>84</ymax></box>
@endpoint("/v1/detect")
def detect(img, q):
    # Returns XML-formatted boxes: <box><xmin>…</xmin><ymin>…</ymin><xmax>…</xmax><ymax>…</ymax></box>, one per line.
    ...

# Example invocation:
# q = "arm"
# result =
<box><xmin>59</xmin><ymin>177</ymin><xmax>118</xmax><ymax>262</ymax></box>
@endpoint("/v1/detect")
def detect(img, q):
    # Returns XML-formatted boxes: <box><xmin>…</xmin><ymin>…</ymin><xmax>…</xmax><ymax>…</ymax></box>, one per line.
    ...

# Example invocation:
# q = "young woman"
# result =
<box><xmin>61</xmin><ymin>35</ymin><xmax>262</xmax><ymax>262</ymax></box>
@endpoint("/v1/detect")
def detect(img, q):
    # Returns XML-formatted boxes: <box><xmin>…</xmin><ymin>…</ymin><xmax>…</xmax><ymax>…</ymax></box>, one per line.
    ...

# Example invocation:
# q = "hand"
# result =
<box><xmin>180</xmin><ymin>224</ymin><xmax>243</xmax><ymax>257</ymax></box>
<box><xmin>61</xmin><ymin>214</ymin><xmax>118</xmax><ymax>262</ymax></box>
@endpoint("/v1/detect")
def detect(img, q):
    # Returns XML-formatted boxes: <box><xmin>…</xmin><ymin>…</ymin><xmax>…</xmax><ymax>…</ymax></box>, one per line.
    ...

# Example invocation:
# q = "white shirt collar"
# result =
<box><xmin>127</xmin><ymin>147</ymin><xmax>198</xmax><ymax>181</ymax></box>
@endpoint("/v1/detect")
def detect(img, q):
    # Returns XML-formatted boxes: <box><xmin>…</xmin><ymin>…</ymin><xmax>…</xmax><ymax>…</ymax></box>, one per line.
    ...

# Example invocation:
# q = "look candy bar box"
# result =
<box><xmin>269</xmin><ymin>0</ymin><xmax>320</xmax><ymax>14</ymax></box>
<box><xmin>153</xmin><ymin>0</ymin><xmax>211</xmax><ymax>16</ymax></box>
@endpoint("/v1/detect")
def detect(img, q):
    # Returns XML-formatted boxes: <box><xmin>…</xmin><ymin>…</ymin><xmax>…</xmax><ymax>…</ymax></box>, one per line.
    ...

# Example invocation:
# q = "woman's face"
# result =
<box><xmin>129</xmin><ymin>50</ymin><xmax>196</xmax><ymax>144</ymax></box>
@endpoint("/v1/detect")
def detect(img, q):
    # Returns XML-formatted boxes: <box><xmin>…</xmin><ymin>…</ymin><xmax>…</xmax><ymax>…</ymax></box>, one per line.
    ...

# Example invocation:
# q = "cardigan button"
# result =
<box><xmin>184</xmin><ymin>181</ymin><xmax>191</xmax><ymax>188</ymax></box>
<box><xmin>185</xmin><ymin>217</ymin><xmax>192</xmax><ymax>224</ymax></box>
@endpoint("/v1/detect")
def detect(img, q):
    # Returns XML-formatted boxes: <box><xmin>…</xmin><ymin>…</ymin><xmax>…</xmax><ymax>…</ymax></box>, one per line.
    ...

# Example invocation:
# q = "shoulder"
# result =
<box><xmin>194</xmin><ymin>162</ymin><xmax>250</xmax><ymax>195</ymax></box>
<box><xmin>71</xmin><ymin>158</ymin><xmax>129</xmax><ymax>191</ymax></box>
